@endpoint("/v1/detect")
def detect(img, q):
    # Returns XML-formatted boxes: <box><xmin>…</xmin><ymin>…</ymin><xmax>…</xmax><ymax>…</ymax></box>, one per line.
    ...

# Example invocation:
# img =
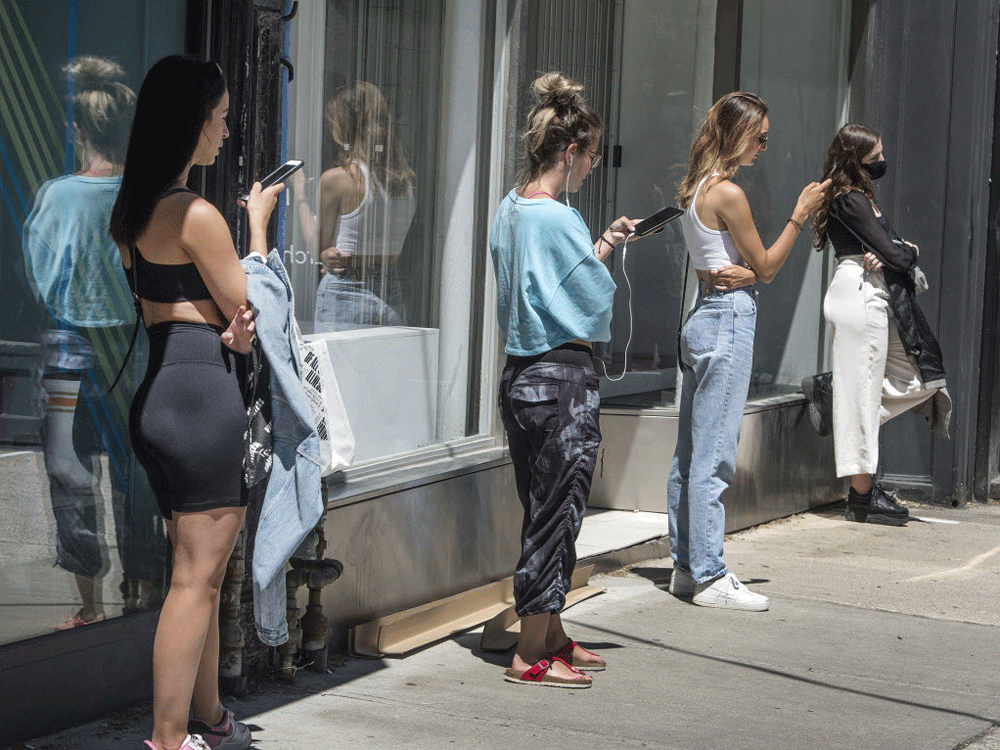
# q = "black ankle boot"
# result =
<box><xmin>801</xmin><ymin>372</ymin><xmax>832</xmax><ymax>436</ymax></box>
<box><xmin>846</xmin><ymin>484</ymin><xmax>909</xmax><ymax>526</ymax></box>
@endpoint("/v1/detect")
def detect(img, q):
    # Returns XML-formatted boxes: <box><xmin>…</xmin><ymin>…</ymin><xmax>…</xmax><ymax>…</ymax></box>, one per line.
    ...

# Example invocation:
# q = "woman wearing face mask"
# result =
<box><xmin>489</xmin><ymin>72</ymin><xmax>634</xmax><ymax>688</ymax></box>
<box><xmin>805</xmin><ymin>124</ymin><xmax>949</xmax><ymax>525</ymax></box>
<box><xmin>110</xmin><ymin>56</ymin><xmax>283</xmax><ymax>750</ymax></box>
<box><xmin>667</xmin><ymin>92</ymin><xmax>829</xmax><ymax>611</ymax></box>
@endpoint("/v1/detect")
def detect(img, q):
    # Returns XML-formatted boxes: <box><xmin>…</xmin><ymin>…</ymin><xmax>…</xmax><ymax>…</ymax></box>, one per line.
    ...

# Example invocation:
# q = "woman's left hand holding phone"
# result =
<box><xmin>224</xmin><ymin>181</ymin><xmax>284</xmax><ymax>353</ymax></box>
<box><xmin>238</xmin><ymin>181</ymin><xmax>286</xmax><ymax>258</ymax></box>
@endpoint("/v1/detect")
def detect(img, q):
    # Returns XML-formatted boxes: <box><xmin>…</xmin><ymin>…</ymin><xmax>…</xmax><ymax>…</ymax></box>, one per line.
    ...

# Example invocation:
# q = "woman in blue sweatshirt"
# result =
<box><xmin>489</xmin><ymin>72</ymin><xmax>633</xmax><ymax>689</ymax></box>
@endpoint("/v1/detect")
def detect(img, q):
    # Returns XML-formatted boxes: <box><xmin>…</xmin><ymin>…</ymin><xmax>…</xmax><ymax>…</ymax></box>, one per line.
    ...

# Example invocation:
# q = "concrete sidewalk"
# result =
<box><xmin>14</xmin><ymin>502</ymin><xmax>1000</xmax><ymax>750</ymax></box>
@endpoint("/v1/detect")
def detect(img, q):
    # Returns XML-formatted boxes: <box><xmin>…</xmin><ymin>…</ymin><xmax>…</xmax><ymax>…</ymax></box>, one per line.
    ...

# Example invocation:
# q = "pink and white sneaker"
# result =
<box><xmin>143</xmin><ymin>734</ymin><xmax>211</xmax><ymax>750</ymax></box>
<box><xmin>188</xmin><ymin>708</ymin><xmax>252</xmax><ymax>750</ymax></box>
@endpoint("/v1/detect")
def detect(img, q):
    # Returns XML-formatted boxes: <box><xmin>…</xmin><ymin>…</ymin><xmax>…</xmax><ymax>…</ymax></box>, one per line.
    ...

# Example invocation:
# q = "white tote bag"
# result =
<box><xmin>295</xmin><ymin>323</ymin><xmax>355</xmax><ymax>476</ymax></box>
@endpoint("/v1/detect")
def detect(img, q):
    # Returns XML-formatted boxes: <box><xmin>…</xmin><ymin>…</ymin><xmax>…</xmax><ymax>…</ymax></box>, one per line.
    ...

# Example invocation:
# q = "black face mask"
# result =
<box><xmin>862</xmin><ymin>159</ymin><xmax>887</xmax><ymax>180</ymax></box>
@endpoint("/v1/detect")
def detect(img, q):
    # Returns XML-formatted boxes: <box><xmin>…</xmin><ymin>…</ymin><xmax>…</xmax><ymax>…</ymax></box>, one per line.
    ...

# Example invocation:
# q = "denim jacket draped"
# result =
<box><xmin>242</xmin><ymin>251</ymin><xmax>324</xmax><ymax>646</ymax></box>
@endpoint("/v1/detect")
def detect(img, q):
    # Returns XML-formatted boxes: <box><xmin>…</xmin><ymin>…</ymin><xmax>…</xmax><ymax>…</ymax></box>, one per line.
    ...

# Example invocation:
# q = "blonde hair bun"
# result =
<box><xmin>64</xmin><ymin>55</ymin><xmax>127</xmax><ymax>93</ymax></box>
<box><xmin>531</xmin><ymin>72</ymin><xmax>584</xmax><ymax>110</ymax></box>
<box><xmin>62</xmin><ymin>55</ymin><xmax>135</xmax><ymax>164</ymax></box>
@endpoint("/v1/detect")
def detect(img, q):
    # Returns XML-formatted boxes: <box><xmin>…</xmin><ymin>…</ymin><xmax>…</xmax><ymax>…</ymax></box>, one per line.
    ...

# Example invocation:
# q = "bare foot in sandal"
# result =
<box><xmin>553</xmin><ymin>639</ymin><xmax>606</xmax><ymax>672</ymax></box>
<box><xmin>506</xmin><ymin>653</ymin><xmax>592</xmax><ymax>688</ymax></box>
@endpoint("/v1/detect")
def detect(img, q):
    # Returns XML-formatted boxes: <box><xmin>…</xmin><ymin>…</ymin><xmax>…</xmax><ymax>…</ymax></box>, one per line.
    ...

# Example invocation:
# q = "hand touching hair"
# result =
<box><xmin>812</xmin><ymin>123</ymin><xmax>881</xmax><ymax>250</ymax></box>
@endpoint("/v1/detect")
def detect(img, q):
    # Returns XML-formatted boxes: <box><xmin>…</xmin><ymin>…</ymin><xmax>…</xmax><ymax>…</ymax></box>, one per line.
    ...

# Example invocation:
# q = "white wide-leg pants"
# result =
<box><xmin>823</xmin><ymin>257</ymin><xmax>937</xmax><ymax>478</ymax></box>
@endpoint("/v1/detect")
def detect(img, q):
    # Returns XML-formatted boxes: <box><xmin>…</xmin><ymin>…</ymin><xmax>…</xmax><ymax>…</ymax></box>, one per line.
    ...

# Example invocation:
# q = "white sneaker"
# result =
<box><xmin>669</xmin><ymin>566</ymin><xmax>695</xmax><ymax>596</ymax></box>
<box><xmin>692</xmin><ymin>573</ymin><xmax>769</xmax><ymax>611</ymax></box>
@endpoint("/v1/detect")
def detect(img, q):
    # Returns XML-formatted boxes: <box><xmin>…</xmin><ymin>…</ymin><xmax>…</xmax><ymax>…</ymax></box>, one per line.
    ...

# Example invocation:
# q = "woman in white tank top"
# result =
<box><xmin>666</xmin><ymin>92</ymin><xmax>829</xmax><ymax>612</ymax></box>
<box><xmin>310</xmin><ymin>82</ymin><xmax>416</xmax><ymax>327</ymax></box>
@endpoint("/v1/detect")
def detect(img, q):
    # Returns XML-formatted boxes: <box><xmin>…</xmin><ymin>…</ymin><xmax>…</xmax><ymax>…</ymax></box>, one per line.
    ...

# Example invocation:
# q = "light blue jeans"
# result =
<box><xmin>668</xmin><ymin>286</ymin><xmax>757</xmax><ymax>584</ymax></box>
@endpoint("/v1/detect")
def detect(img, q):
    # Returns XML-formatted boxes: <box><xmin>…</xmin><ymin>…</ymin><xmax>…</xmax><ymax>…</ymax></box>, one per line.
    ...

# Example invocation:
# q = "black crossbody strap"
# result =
<box><xmin>108</xmin><ymin>246</ymin><xmax>144</xmax><ymax>394</ymax></box>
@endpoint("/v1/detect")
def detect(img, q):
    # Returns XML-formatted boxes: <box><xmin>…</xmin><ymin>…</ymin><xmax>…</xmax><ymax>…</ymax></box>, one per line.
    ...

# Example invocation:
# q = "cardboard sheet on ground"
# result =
<box><xmin>348</xmin><ymin>565</ymin><xmax>603</xmax><ymax>658</ymax></box>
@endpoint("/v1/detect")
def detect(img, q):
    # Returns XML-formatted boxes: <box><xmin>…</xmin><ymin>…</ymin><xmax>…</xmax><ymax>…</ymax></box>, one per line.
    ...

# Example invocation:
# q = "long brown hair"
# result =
<box><xmin>812</xmin><ymin>123</ymin><xmax>881</xmax><ymax>249</ymax></box>
<box><xmin>326</xmin><ymin>82</ymin><xmax>414</xmax><ymax>197</ymax></box>
<box><xmin>516</xmin><ymin>72</ymin><xmax>602</xmax><ymax>188</ymax></box>
<box><xmin>676</xmin><ymin>92</ymin><xmax>768</xmax><ymax>208</ymax></box>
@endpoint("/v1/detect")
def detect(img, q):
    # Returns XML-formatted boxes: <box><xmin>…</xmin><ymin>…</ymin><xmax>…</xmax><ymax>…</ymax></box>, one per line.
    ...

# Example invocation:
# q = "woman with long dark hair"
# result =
<box><xmin>805</xmin><ymin>124</ymin><xmax>949</xmax><ymax>525</ymax></box>
<box><xmin>667</xmin><ymin>92</ymin><xmax>828</xmax><ymax>611</ymax></box>
<box><xmin>109</xmin><ymin>56</ymin><xmax>282</xmax><ymax>750</ymax></box>
<box><xmin>490</xmin><ymin>72</ymin><xmax>634</xmax><ymax>688</ymax></box>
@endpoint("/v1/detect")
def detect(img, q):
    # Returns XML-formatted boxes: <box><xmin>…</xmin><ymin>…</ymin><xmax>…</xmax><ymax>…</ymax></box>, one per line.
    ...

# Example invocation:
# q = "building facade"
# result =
<box><xmin>1</xmin><ymin>0</ymin><xmax>997</xmax><ymax>744</ymax></box>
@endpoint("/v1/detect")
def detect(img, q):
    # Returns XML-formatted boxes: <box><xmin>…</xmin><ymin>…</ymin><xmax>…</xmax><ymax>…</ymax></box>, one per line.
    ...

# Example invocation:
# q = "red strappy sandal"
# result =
<box><xmin>555</xmin><ymin>639</ymin><xmax>607</xmax><ymax>672</ymax></box>
<box><xmin>503</xmin><ymin>656</ymin><xmax>593</xmax><ymax>688</ymax></box>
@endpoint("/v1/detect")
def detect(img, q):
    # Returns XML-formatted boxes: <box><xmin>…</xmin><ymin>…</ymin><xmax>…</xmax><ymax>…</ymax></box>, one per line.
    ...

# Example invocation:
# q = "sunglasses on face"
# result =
<box><xmin>757</xmin><ymin>133</ymin><xmax>768</xmax><ymax>145</ymax></box>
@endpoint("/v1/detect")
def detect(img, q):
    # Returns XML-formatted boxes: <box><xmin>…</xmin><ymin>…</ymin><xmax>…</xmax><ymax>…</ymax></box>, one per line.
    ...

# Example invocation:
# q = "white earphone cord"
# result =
<box><xmin>596</xmin><ymin>231</ymin><xmax>635</xmax><ymax>382</ymax></box>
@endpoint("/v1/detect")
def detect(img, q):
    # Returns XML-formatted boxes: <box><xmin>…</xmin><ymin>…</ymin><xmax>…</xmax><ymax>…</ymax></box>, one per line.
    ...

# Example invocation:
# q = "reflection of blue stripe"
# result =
<box><xmin>0</xmin><ymin>177</ymin><xmax>18</xmax><ymax>223</ymax></box>
<box><xmin>64</xmin><ymin>0</ymin><xmax>77</xmax><ymax>174</ymax></box>
<box><xmin>0</xmin><ymin>133</ymin><xmax>29</xmax><ymax>221</ymax></box>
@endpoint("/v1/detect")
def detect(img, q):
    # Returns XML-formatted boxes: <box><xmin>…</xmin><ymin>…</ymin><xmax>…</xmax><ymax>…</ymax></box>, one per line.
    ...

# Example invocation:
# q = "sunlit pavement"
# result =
<box><xmin>14</xmin><ymin>502</ymin><xmax>1000</xmax><ymax>750</ymax></box>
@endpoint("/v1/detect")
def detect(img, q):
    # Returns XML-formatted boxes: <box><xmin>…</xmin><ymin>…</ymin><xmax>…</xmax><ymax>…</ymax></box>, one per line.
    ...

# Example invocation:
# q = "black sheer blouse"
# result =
<box><xmin>827</xmin><ymin>190</ymin><xmax>917</xmax><ymax>273</ymax></box>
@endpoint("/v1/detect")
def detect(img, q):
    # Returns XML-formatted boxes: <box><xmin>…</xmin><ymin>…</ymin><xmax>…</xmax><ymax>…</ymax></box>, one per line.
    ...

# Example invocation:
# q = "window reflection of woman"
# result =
<box><xmin>312</xmin><ymin>82</ymin><xmax>416</xmax><ymax>328</ymax></box>
<box><xmin>22</xmin><ymin>56</ymin><xmax>165</xmax><ymax>631</ymax></box>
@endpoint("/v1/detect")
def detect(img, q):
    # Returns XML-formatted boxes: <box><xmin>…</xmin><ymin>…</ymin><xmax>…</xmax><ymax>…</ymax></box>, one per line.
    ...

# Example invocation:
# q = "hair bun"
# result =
<box><xmin>532</xmin><ymin>71</ymin><xmax>584</xmax><ymax>110</ymax></box>
<box><xmin>64</xmin><ymin>55</ymin><xmax>126</xmax><ymax>93</ymax></box>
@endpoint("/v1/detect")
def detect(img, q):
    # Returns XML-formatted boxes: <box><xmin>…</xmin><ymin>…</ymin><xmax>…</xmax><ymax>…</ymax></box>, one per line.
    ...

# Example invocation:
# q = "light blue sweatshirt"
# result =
<box><xmin>489</xmin><ymin>190</ymin><xmax>616</xmax><ymax>356</ymax></box>
<box><xmin>22</xmin><ymin>175</ymin><xmax>133</xmax><ymax>326</ymax></box>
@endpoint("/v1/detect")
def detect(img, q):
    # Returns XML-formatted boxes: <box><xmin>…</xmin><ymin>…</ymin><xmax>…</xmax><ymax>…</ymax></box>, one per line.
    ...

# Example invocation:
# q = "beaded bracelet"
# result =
<box><xmin>787</xmin><ymin>217</ymin><xmax>804</xmax><ymax>232</ymax></box>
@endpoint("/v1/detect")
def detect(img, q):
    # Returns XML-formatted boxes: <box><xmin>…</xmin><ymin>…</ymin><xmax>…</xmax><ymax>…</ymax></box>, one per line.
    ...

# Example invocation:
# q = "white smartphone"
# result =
<box><xmin>239</xmin><ymin>159</ymin><xmax>304</xmax><ymax>201</ymax></box>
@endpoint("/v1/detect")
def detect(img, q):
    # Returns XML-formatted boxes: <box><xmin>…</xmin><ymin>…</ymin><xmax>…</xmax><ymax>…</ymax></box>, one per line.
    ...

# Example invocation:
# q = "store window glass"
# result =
<box><xmin>522</xmin><ymin>0</ymin><xmax>721</xmax><ymax>403</ymax></box>
<box><xmin>285</xmin><ymin>0</ymin><xmax>489</xmax><ymax>465</ymax></box>
<box><xmin>526</xmin><ymin>0</ymin><xmax>851</xmax><ymax>407</ymax></box>
<box><xmin>735</xmin><ymin>0</ymin><xmax>851</xmax><ymax>396</ymax></box>
<box><xmin>0</xmin><ymin>0</ymin><xmax>185</xmax><ymax>645</ymax></box>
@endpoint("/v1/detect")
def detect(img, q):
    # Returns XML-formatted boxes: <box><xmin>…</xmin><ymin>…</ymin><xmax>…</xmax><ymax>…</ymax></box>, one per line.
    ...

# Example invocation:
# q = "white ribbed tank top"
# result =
<box><xmin>335</xmin><ymin>161</ymin><xmax>416</xmax><ymax>258</ymax></box>
<box><xmin>680</xmin><ymin>174</ymin><xmax>746</xmax><ymax>270</ymax></box>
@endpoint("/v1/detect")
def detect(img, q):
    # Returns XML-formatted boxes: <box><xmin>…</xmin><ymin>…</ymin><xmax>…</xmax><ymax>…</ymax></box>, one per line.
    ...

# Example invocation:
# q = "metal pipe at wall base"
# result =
<box><xmin>279</xmin><ymin>499</ymin><xmax>343</xmax><ymax>680</ymax></box>
<box><xmin>296</xmin><ymin>560</ymin><xmax>343</xmax><ymax>672</ymax></box>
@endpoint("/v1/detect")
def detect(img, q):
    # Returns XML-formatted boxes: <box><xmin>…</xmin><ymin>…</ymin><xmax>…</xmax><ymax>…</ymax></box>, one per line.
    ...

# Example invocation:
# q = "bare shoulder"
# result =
<box><xmin>178</xmin><ymin>195</ymin><xmax>228</xmax><ymax>235</ymax></box>
<box><xmin>320</xmin><ymin>166</ymin><xmax>354</xmax><ymax>193</ymax></box>
<box><xmin>176</xmin><ymin>196</ymin><xmax>234</xmax><ymax>258</ymax></box>
<box><xmin>708</xmin><ymin>179</ymin><xmax>747</xmax><ymax>207</ymax></box>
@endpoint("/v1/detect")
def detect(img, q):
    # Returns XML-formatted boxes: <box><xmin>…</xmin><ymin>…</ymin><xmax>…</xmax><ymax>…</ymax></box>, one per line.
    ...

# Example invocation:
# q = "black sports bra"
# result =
<box><xmin>124</xmin><ymin>187</ymin><xmax>214</xmax><ymax>303</ymax></box>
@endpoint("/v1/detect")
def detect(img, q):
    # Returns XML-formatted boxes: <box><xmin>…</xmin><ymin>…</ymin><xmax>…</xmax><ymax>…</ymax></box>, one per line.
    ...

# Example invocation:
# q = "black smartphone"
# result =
<box><xmin>239</xmin><ymin>159</ymin><xmax>304</xmax><ymax>201</ymax></box>
<box><xmin>633</xmin><ymin>206</ymin><xmax>684</xmax><ymax>237</ymax></box>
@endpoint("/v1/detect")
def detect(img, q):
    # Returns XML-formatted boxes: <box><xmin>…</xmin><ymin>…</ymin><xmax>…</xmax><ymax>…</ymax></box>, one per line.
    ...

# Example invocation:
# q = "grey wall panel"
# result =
<box><xmin>591</xmin><ymin>397</ymin><xmax>841</xmax><ymax>526</ymax></box>
<box><xmin>320</xmin><ymin>464</ymin><xmax>523</xmax><ymax>652</ymax></box>
<box><xmin>851</xmin><ymin>0</ymin><xmax>1000</xmax><ymax>501</ymax></box>
<box><xmin>0</xmin><ymin>611</ymin><xmax>157</xmax><ymax>748</ymax></box>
